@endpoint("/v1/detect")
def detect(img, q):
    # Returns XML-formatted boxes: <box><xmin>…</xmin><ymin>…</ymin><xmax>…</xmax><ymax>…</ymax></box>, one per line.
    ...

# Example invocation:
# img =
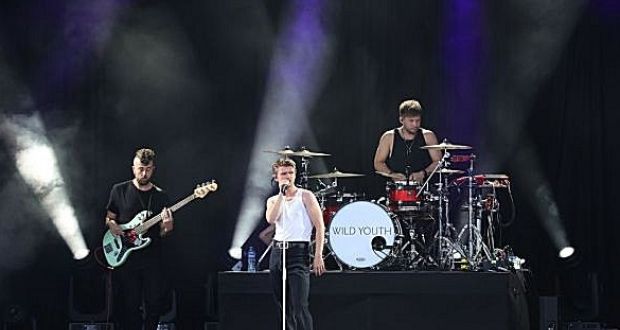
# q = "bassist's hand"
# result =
<box><xmin>160</xmin><ymin>207</ymin><xmax>174</xmax><ymax>235</ymax></box>
<box><xmin>107</xmin><ymin>220</ymin><xmax>124</xmax><ymax>236</ymax></box>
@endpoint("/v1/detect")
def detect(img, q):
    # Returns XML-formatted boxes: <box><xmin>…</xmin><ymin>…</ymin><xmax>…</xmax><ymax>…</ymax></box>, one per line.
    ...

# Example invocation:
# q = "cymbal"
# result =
<box><xmin>479</xmin><ymin>182</ymin><xmax>509</xmax><ymax>188</ymax></box>
<box><xmin>264</xmin><ymin>148</ymin><xmax>331</xmax><ymax>158</ymax></box>
<box><xmin>437</xmin><ymin>168</ymin><xmax>464</xmax><ymax>175</ymax></box>
<box><xmin>308</xmin><ymin>169</ymin><xmax>364</xmax><ymax>179</ymax></box>
<box><xmin>314</xmin><ymin>186</ymin><xmax>338</xmax><ymax>196</ymax></box>
<box><xmin>420</xmin><ymin>142</ymin><xmax>472</xmax><ymax>150</ymax></box>
<box><xmin>375</xmin><ymin>171</ymin><xmax>401</xmax><ymax>179</ymax></box>
<box><xmin>480</xmin><ymin>174</ymin><xmax>509</xmax><ymax>180</ymax></box>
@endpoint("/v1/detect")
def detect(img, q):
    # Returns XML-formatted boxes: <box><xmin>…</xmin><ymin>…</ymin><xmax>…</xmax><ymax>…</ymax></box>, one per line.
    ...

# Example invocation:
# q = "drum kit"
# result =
<box><xmin>265</xmin><ymin>141</ymin><xmax>516</xmax><ymax>271</ymax></box>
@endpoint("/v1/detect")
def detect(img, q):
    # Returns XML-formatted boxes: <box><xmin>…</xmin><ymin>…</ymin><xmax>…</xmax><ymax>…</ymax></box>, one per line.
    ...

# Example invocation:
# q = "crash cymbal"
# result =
<box><xmin>264</xmin><ymin>147</ymin><xmax>331</xmax><ymax>158</ymax></box>
<box><xmin>288</xmin><ymin>149</ymin><xmax>331</xmax><ymax>157</ymax></box>
<box><xmin>308</xmin><ymin>169</ymin><xmax>364</xmax><ymax>179</ymax></box>
<box><xmin>420</xmin><ymin>141</ymin><xmax>472</xmax><ymax>150</ymax></box>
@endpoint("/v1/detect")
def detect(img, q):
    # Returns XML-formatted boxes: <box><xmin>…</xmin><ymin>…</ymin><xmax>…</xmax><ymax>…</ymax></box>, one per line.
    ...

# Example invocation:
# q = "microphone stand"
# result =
<box><xmin>281</xmin><ymin>237</ymin><xmax>288</xmax><ymax>330</ymax></box>
<box><xmin>276</xmin><ymin>183</ymin><xmax>298</xmax><ymax>330</ymax></box>
<box><xmin>278</xmin><ymin>187</ymin><xmax>289</xmax><ymax>330</ymax></box>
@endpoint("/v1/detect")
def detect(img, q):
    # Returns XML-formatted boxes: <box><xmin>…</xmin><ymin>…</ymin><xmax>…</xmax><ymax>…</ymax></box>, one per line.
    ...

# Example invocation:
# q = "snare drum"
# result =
<box><xmin>328</xmin><ymin>201</ymin><xmax>402</xmax><ymax>269</ymax></box>
<box><xmin>386</xmin><ymin>181</ymin><xmax>425</xmax><ymax>212</ymax></box>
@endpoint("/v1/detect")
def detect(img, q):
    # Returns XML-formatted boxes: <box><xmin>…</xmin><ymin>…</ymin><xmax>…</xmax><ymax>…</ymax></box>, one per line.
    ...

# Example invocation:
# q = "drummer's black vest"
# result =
<box><xmin>387</xmin><ymin>128</ymin><xmax>432</xmax><ymax>175</ymax></box>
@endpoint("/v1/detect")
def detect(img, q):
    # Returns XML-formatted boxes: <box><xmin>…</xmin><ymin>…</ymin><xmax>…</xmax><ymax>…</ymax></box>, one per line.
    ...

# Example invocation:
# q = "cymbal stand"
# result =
<box><xmin>457</xmin><ymin>154</ymin><xmax>493</xmax><ymax>268</ymax></box>
<box><xmin>418</xmin><ymin>150</ymin><xmax>455</xmax><ymax>269</ymax></box>
<box><xmin>467</xmin><ymin>154</ymin><xmax>475</xmax><ymax>264</ymax></box>
<box><xmin>299</xmin><ymin>155</ymin><xmax>309</xmax><ymax>189</ymax></box>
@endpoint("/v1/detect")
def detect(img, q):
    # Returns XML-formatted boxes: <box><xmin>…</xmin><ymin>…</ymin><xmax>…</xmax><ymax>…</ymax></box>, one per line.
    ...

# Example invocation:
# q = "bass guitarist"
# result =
<box><xmin>104</xmin><ymin>148</ymin><xmax>173</xmax><ymax>330</ymax></box>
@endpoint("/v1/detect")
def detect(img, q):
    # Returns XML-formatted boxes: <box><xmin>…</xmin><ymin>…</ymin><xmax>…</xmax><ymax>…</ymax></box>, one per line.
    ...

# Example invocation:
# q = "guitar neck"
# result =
<box><xmin>136</xmin><ymin>193</ymin><xmax>196</xmax><ymax>233</ymax></box>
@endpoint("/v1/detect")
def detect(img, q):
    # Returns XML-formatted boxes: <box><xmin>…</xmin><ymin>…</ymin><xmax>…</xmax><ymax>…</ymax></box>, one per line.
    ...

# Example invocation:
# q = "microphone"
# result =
<box><xmin>371</xmin><ymin>236</ymin><xmax>387</xmax><ymax>251</ymax></box>
<box><xmin>280</xmin><ymin>183</ymin><xmax>290</xmax><ymax>195</ymax></box>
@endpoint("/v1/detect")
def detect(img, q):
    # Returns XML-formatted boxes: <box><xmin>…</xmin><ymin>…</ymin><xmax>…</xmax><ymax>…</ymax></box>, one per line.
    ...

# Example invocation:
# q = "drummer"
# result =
<box><xmin>374</xmin><ymin>98</ymin><xmax>441</xmax><ymax>183</ymax></box>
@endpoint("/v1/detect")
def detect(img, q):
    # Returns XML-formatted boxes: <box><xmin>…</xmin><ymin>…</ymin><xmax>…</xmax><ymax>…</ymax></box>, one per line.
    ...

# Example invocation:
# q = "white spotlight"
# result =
<box><xmin>0</xmin><ymin>113</ymin><xmax>89</xmax><ymax>260</ymax></box>
<box><xmin>73</xmin><ymin>248</ymin><xmax>90</xmax><ymax>260</ymax></box>
<box><xmin>558</xmin><ymin>246</ymin><xmax>575</xmax><ymax>259</ymax></box>
<box><xmin>228</xmin><ymin>247</ymin><xmax>242</xmax><ymax>260</ymax></box>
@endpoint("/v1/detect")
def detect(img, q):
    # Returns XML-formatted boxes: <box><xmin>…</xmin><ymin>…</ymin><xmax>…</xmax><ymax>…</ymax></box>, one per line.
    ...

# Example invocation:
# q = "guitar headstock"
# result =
<box><xmin>194</xmin><ymin>180</ymin><xmax>218</xmax><ymax>198</ymax></box>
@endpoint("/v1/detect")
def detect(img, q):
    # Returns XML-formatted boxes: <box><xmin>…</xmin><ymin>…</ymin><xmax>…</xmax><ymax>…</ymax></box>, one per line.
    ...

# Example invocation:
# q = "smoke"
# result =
<box><xmin>104</xmin><ymin>4</ymin><xmax>210</xmax><ymax>135</ymax></box>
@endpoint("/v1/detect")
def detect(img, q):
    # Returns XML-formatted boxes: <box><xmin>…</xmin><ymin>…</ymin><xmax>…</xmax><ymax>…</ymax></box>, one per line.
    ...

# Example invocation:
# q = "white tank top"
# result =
<box><xmin>273</xmin><ymin>189</ymin><xmax>313</xmax><ymax>242</ymax></box>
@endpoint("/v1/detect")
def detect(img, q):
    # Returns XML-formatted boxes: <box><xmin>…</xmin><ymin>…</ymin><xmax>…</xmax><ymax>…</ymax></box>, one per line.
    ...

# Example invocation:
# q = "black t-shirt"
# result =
<box><xmin>106</xmin><ymin>180</ymin><xmax>171</xmax><ymax>263</ymax></box>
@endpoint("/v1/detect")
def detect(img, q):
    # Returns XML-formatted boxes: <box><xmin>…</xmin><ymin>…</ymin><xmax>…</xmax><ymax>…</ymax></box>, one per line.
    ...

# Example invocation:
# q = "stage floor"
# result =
<box><xmin>218</xmin><ymin>270</ymin><xmax>532</xmax><ymax>330</ymax></box>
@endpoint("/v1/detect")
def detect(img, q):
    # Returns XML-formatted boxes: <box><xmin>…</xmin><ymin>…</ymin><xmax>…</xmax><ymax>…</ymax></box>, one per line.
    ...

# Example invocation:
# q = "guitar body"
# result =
<box><xmin>102</xmin><ymin>210</ymin><xmax>152</xmax><ymax>268</ymax></box>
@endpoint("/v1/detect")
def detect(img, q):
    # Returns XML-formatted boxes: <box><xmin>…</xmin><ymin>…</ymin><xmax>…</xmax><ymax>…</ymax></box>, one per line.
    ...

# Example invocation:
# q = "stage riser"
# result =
<box><xmin>219</xmin><ymin>271</ymin><xmax>531</xmax><ymax>330</ymax></box>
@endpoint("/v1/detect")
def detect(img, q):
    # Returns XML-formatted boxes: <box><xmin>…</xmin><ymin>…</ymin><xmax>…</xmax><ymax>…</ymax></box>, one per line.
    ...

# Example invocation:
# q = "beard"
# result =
<box><xmin>136</xmin><ymin>178</ymin><xmax>150</xmax><ymax>186</ymax></box>
<box><xmin>404</xmin><ymin>126</ymin><xmax>419</xmax><ymax>135</ymax></box>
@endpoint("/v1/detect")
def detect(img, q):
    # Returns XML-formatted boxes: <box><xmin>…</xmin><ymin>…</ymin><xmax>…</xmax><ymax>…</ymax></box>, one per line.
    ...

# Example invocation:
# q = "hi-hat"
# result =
<box><xmin>480</xmin><ymin>174</ymin><xmax>509</xmax><ymax>180</ymax></box>
<box><xmin>437</xmin><ymin>168</ymin><xmax>464</xmax><ymax>175</ymax></box>
<box><xmin>264</xmin><ymin>147</ymin><xmax>331</xmax><ymax>158</ymax></box>
<box><xmin>420</xmin><ymin>141</ymin><xmax>472</xmax><ymax>150</ymax></box>
<box><xmin>308</xmin><ymin>169</ymin><xmax>364</xmax><ymax>179</ymax></box>
<box><xmin>375</xmin><ymin>171</ymin><xmax>401</xmax><ymax>179</ymax></box>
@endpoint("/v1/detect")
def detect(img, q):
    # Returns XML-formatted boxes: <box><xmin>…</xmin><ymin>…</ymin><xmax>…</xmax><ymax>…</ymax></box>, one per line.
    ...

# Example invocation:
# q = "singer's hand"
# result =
<box><xmin>279</xmin><ymin>180</ymin><xmax>290</xmax><ymax>195</ymax></box>
<box><xmin>312</xmin><ymin>255</ymin><xmax>325</xmax><ymax>276</ymax></box>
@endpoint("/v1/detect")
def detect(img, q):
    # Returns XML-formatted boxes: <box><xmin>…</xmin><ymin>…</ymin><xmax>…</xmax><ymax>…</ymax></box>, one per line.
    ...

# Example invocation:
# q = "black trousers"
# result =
<box><xmin>269</xmin><ymin>242</ymin><xmax>313</xmax><ymax>330</ymax></box>
<box><xmin>113</xmin><ymin>255</ymin><xmax>167</xmax><ymax>330</ymax></box>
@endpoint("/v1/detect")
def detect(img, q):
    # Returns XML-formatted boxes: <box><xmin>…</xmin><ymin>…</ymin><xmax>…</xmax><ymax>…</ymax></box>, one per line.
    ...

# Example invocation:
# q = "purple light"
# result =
<box><xmin>439</xmin><ymin>0</ymin><xmax>487</xmax><ymax>148</ymax></box>
<box><xmin>592</xmin><ymin>0</ymin><xmax>620</xmax><ymax>20</ymax></box>
<box><xmin>34</xmin><ymin>0</ymin><xmax>127</xmax><ymax>105</ymax></box>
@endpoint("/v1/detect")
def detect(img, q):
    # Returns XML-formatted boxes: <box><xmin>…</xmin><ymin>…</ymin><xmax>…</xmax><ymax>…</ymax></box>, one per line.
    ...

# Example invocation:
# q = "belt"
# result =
<box><xmin>273</xmin><ymin>241</ymin><xmax>309</xmax><ymax>249</ymax></box>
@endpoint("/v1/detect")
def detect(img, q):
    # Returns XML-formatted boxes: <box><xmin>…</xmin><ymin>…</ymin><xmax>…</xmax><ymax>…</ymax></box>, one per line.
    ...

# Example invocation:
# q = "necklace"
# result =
<box><xmin>405</xmin><ymin>139</ymin><xmax>415</xmax><ymax>156</ymax></box>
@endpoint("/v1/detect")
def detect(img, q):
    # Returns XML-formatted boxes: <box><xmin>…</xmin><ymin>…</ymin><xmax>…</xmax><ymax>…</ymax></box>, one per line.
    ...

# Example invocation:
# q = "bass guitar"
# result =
<box><xmin>102</xmin><ymin>181</ymin><xmax>218</xmax><ymax>267</ymax></box>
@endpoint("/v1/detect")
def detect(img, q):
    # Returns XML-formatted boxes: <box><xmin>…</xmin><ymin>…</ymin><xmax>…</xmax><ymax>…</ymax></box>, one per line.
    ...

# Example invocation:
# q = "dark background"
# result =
<box><xmin>0</xmin><ymin>0</ymin><xmax>618</xmax><ymax>328</ymax></box>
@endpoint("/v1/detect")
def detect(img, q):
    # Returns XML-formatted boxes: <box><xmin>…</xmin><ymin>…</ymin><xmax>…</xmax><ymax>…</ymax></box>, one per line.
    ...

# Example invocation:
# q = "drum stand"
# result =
<box><xmin>456</xmin><ymin>155</ymin><xmax>494</xmax><ymax>269</ymax></box>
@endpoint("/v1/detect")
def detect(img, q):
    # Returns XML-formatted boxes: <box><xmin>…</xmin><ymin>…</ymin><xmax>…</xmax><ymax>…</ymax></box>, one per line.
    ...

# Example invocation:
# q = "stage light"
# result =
<box><xmin>228</xmin><ymin>247</ymin><xmax>242</xmax><ymax>260</ymax></box>
<box><xmin>558</xmin><ymin>246</ymin><xmax>575</xmax><ymax>259</ymax></box>
<box><xmin>230</xmin><ymin>0</ymin><xmax>333</xmax><ymax>256</ymax></box>
<box><xmin>0</xmin><ymin>113</ymin><xmax>89</xmax><ymax>260</ymax></box>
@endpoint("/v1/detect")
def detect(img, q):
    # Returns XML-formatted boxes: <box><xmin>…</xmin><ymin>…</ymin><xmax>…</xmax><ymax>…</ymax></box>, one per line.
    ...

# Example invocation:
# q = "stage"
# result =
<box><xmin>218</xmin><ymin>270</ymin><xmax>533</xmax><ymax>330</ymax></box>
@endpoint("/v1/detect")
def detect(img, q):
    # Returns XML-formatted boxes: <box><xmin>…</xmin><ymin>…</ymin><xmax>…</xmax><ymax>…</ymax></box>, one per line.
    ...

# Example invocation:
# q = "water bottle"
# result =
<box><xmin>247</xmin><ymin>246</ymin><xmax>257</xmax><ymax>272</ymax></box>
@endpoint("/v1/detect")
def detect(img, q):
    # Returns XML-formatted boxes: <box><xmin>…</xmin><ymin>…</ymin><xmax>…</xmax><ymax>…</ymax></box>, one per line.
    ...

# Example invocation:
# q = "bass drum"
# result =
<box><xmin>328</xmin><ymin>201</ymin><xmax>402</xmax><ymax>269</ymax></box>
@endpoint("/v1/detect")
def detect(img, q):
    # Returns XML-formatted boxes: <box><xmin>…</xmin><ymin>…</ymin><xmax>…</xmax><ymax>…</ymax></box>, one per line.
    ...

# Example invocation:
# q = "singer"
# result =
<box><xmin>265</xmin><ymin>158</ymin><xmax>325</xmax><ymax>330</ymax></box>
<box><xmin>373</xmin><ymin>98</ymin><xmax>441</xmax><ymax>183</ymax></box>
